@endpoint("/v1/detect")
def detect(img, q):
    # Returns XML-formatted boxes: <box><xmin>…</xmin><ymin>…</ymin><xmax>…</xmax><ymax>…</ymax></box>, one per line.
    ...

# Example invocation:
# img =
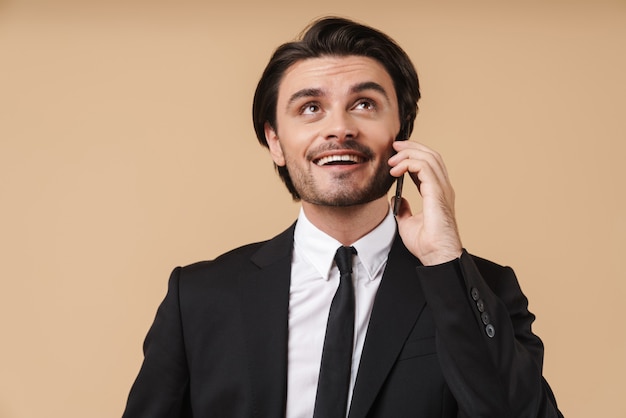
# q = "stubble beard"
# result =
<box><xmin>285</xmin><ymin>145</ymin><xmax>396</xmax><ymax>207</ymax></box>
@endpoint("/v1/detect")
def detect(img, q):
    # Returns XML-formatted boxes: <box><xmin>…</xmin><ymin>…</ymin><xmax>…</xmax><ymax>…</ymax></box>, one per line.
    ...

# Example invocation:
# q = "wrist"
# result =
<box><xmin>420</xmin><ymin>248</ymin><xmax>463</xmax><ymax>266</ymax></box>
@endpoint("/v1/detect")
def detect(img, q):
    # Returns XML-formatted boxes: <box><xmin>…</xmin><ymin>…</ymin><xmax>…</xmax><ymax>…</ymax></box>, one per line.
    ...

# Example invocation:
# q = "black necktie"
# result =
<box><xmin>313</xmin><ymin>245</ymin><xmax>357</xmax><ymax>418</ymax></box>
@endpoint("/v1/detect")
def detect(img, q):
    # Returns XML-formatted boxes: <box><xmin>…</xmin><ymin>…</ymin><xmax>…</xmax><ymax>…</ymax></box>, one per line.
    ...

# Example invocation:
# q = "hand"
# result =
<box><xmin>388</xmin><ymin>141</ymin><xmax>463</xmax><ymax>266</ymax></box>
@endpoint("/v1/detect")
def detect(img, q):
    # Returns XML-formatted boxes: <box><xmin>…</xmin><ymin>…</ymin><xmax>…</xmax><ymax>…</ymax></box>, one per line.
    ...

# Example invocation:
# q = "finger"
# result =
<box><xmin>391</xmin><ymin>141</ymin><xmax>450</xmax><ymax>181</ymax></box>
<box><xmin>390</xmin><ymin>143</ymin><xmax>448</xmax><ymax>180</ymax></box>
<box><xmin>390</xmin><ymin>155</ymin><xmax>442</xmax><ymax>196</ymax></box>
<box><xmin>397</xmin><ymin>150</ymin><xmax>449</xmax><ymax>183</ymax></box>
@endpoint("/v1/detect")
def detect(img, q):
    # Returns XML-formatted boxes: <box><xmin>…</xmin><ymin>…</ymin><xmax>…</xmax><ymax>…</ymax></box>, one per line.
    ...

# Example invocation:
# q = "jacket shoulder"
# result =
<box><xmin>177</xmin><ymin>222</ymin><xmax>296</xmax><ymax>282</ymax></box>
<box><xmin>182</xmin><ymin>241</ymin><xmax>265</xmax><ymax>273</ymax></box>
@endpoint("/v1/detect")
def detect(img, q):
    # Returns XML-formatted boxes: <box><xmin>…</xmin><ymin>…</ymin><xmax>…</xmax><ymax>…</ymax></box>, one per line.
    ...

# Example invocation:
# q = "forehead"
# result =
<box><xmin>278</xmin><ymin>55</ymin><xmax>397</xmax><ymax>100</ymax></box>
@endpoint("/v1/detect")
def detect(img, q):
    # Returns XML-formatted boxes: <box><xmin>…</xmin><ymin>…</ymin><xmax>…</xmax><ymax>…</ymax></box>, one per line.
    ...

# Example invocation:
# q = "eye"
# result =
<box><xmin>301</xmin><ymin>102</ymin><xmax>321</xmax><ymax>115</ymax></box>
<box><xmin>354</xmin><ymin>99</ymin><xmax>376</xmax><ymax>111</ymax></box>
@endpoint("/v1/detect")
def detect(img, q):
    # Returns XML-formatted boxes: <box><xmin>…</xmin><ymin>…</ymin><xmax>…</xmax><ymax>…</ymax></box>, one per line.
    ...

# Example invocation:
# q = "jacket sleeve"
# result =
<box><xmin>416</xmin><ymin>250</ymin><xmax>563</xmax><ymax>418</ymax></box>
<box><xmin>122</xmin><ymin>267</ymin><xmax>192</xmax><ymax>418</ymax></box>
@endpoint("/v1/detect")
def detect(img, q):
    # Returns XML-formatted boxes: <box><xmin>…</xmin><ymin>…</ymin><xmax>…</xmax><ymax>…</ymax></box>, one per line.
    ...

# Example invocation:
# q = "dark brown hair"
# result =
<box><xmin>252</xmin><ymin>16</ymin><xmax>421</xmax><ymax>199</ymax></box>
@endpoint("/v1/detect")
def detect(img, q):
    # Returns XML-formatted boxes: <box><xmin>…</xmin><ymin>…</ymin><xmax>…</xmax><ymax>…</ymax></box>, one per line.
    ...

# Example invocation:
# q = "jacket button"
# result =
<box><xmin>470</xmin><ymin>287</ymin><xmax>480</xmax><ymax>301</ymax></box>
<box><xmin>476</xmin><ymin>299</ymin><xmax>485</xmax><ymax>312</ymax></box>
<box><xmin>485</xmin><ymin>324</ymin><xmax>495</xmax><ymax>338</ymax></box>
<box><xmin>481</xmin><ymin>312</ymin><xmax>490</xmax><ymax>325</ymax></box>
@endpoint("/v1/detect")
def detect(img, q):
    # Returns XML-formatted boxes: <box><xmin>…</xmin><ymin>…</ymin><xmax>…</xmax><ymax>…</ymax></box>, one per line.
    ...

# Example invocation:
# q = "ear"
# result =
<box><xmin>265</xmin><ymin>122</ymin><xmax>286</xmax><ymax>166</ymax></box>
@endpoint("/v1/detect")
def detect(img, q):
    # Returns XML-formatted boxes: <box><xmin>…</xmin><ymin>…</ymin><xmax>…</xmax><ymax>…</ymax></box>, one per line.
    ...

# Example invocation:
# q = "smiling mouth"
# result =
<box><xmin>314</xmin><ymin>154</ymin><xmax>365</xmax><ymax>166</ymax></box>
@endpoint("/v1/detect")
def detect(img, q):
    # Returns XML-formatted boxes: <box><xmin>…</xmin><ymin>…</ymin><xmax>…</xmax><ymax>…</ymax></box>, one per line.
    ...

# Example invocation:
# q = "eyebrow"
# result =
<box><xmin>287</xmin><ymin>88</ymin><xmax>324</xmax><ymax>108</ymax></box>
<box><xmin>286</xmin><ymin>81</ymin><xmax>391</xmax><ymax>109</ymax></box>
<box><xmin>350</xmin><ymin>81</ymin><xmax>390</xmax><ymax>102</ymax></box>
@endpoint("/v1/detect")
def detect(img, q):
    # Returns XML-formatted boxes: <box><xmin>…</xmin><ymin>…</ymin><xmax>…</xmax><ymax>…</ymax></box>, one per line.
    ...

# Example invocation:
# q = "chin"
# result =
<box><xmin>293</xmin><ymin>169</ymin><xmax>395</xmax><ymax>207</ymax></box>
<box><xmin>308</xmin><ymin>186</ymin><xmax>393</xmax><ymax>208</ymax></box>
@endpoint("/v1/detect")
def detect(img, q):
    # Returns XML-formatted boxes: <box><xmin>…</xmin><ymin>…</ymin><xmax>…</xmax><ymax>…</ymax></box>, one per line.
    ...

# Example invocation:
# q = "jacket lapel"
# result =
<box><xmin>236</xmin><ymin>225</ymin><xmax>427</xmax><ymax>418</ymax></box>
<box><xmin>348</xmin><ymin>235</ymin><xmax>426</xmax><ymax>418</ymax></box>
<box><xmin>239</xmin><ymin>224</ymin><xmax>295</xmax><ymax>418</ymax></box>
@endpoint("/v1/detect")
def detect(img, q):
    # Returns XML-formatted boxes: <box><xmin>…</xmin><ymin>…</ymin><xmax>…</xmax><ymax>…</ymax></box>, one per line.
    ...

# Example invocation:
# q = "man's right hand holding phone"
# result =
<box><xmin>388</xmin><ymin>140</ymin><xmax>463</xmax><ymax>266</ymax></box>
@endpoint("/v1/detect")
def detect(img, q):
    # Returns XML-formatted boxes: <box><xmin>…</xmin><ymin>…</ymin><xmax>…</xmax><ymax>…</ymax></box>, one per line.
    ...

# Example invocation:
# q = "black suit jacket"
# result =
<box><xmin>123</xmin><ymin>223</ymin><xmax>563</xmax><ymax>417</ymax></box>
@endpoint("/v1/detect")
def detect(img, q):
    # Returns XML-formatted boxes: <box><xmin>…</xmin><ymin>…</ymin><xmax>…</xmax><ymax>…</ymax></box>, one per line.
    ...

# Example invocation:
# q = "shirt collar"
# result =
<box><xmin>293</xmin><ymin>207</ymin><xmax>396</xmax><ymax>281</ymax></box>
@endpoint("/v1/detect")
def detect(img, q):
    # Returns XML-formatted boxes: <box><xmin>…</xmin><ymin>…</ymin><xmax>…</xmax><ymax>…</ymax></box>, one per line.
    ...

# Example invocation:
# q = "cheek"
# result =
<box><xmin>363</xmin><ymin>118</ymin><xmax>399</xmax><ymax>140</ymax></box>
<box><xmin>278</xmin><ymin>128</ymin><xmax>317</xmax><ymax>158</ymax></box>
<box><xmin>370</xmin><ymin>128</ymin><xmax>397</xmax><ymax>153</ymax></box>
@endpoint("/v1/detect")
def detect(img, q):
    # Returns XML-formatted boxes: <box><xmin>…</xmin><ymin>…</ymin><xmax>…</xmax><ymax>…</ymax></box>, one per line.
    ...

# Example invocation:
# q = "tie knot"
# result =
<box><xmin>334</xmin><ymin>246</ymin><xmax>357</xmax><ymax>276</ymax></box>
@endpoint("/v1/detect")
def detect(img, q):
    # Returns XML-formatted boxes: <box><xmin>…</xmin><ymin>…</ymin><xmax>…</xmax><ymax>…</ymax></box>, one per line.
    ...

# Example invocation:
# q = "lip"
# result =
<box><xmin>311</xmin><ymin>150</ymin><xmax>368</xmax><ymax>167</ymax></box>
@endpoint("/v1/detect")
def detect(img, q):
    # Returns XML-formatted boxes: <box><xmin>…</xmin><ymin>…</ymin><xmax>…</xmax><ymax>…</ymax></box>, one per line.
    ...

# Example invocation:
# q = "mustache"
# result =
<box><xmin>306</xmin><ymin>140</ymin><xmax>375</xmax><ymax>161</ymax></box>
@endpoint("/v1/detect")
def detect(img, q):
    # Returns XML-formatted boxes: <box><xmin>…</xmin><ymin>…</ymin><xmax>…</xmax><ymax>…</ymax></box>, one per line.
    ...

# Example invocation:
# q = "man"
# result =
<box><xmin>123</xmin><ymin>17</ymin><xmax>563</xmax><ymax>417</ymax></box>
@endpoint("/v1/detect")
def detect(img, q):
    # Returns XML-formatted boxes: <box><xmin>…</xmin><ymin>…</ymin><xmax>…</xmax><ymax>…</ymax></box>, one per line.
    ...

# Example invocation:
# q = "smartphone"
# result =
<box><xmin>392</xmin><ymin>124</ymin><xmax>411</xmax><ymax>216</ymax></box>
<box><xmin>393</xmin><ymin>174</ymin><xmax>404</xmax><ymax>216</ymax></box>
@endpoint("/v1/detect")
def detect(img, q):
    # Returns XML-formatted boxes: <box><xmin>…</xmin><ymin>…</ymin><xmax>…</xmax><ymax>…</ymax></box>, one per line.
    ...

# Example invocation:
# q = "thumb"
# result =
<box><xmin>391</xmin><ymin>196</ymin><xmax>412</xmax><ymax>221</ymax></box>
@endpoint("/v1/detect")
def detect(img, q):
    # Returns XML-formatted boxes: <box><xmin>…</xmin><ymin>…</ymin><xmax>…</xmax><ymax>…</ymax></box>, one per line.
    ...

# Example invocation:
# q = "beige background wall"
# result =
<box><xmin>1</xmin><ymin>0</ymin><xmax>624</xmax><ymax>417</ymax></box>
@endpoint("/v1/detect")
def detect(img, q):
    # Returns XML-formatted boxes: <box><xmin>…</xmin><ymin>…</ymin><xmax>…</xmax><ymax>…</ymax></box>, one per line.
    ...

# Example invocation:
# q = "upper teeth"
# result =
<box><xmin>316</xmin><ymin>154</ymin><xmax>361</xmax><ymax>166</ymax></box>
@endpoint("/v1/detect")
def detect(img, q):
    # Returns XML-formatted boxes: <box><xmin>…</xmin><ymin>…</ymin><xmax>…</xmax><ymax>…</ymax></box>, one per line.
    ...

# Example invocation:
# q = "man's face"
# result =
<box><xmin>265</xmin><ymin>55</ymin><xmax>401</xmax><ymax>207</ymax></box>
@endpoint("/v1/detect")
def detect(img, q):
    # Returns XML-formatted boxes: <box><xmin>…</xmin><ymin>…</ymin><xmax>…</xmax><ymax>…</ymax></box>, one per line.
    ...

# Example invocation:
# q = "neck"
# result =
<box><xmin>301</xmin><ymin>196</ymin><xmax>390</xmax><ymax>246</ymax></box>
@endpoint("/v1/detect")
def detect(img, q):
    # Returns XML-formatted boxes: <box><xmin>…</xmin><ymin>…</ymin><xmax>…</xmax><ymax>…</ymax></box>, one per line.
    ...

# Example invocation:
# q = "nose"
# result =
<box><xmin>322</xmin><ymin>110</ymin><xmax>358</xmax><ymax>142</ymax></box>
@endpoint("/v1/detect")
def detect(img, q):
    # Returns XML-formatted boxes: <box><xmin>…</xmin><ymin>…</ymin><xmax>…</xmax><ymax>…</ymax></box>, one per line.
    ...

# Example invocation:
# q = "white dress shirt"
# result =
<box><xmin>285</xmin><ymin>208</ymin><xmax>396</xmax><ymax>418</ymax></box>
